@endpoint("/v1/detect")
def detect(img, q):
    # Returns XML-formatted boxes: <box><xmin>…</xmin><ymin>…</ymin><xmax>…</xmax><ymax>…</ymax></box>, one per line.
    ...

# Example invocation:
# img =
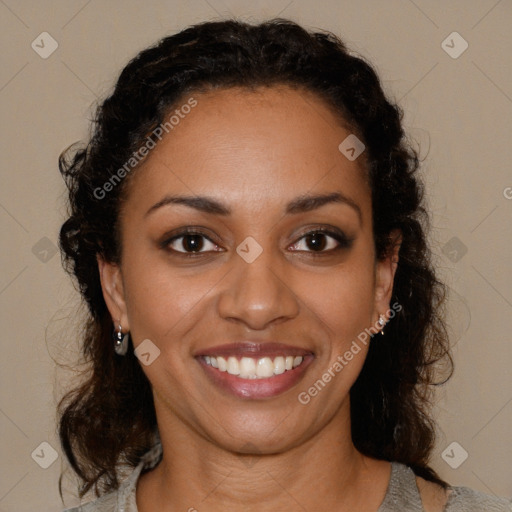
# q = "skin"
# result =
<box><xmin>98</xmin><ymin>84</ymin><xmax>447</xmax><ymax>511</ymax></box>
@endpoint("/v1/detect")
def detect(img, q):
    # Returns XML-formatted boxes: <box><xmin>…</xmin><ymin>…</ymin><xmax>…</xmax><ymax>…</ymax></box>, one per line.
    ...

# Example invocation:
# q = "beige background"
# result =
<box><xmin>0</xmin><ymin>1</ymin><xmax>511</xmax><ymax>510</ymax></box>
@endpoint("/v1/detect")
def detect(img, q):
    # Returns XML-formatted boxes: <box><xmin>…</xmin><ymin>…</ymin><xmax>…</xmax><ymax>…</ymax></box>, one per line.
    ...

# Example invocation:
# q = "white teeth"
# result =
<box><xmin>239</xmin><ymin>357</ymin><xmax>256</xmax><ymax>378</ymax></box>
<box><xmin>273</xmin><ymin>356</ymin><xmax>285</xmax><ymax>375</ymax></box>
<box><xmin>256</xmin><ymin>357</ymin><xmax>274</xmax><ymax>378</ymax></box>
<box><xmin>203</xmin><ymin>354</ymin><xmax>305</xmax><ymax>379</ymax></box>
<box><xmin>227</xmin><ymin>356</ymin><xmax>240</xmax><ymax>375</ymax></box>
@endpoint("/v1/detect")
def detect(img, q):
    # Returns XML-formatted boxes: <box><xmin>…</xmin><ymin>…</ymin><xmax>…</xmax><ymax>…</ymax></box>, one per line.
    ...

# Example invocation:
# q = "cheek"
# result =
<box><xmin>304</xmin><ymin>256</ymin><xmax>376</xmax><ymax>340</ymax></box>
<box><xmin>120</xmin><ymin>249</ymin><xmax>210</xmax><ymax>350</ymax></box>
<box><xmin>300</xmin><ymin>247</ymin><xmax>376</xmax><ymax>390</ymax></box>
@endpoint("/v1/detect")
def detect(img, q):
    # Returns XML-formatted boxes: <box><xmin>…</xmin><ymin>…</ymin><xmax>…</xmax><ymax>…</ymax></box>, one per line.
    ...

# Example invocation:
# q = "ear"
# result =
<box><xmin>373</xmin><ymin>229</ymin><xmax>402</xmax><ymax>323</ymax></box>
<box><xmin>97</xmin><ymin>255</ymin><xmax>130</xmax><ymax>331</ymax></box>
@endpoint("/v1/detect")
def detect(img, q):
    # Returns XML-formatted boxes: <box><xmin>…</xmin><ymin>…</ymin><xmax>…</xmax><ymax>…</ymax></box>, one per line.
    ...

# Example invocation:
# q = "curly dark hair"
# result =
<box><xmin>57</xmin><ymin>17</ymin><xmax>452</xmax><ymax>501</ymax></box>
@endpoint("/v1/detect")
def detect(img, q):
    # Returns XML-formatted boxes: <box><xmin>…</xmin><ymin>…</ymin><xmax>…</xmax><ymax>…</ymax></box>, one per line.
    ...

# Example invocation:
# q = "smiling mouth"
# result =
<box><xmin>202</xmin><ymin>355</ymin><xmax>304</xmax><ymax>379</ymax></box>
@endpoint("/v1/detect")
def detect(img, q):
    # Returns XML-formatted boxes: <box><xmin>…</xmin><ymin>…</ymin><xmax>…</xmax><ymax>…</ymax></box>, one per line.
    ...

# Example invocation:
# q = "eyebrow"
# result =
<box><xmin>145</xmin><ymin>191</ymin><xmax>362</xmax><ymax>223</ymax></box>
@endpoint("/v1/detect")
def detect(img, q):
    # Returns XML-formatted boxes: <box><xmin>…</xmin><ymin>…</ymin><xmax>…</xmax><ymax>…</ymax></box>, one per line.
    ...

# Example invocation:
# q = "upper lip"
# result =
<box><xmin>195</xmin><ymin>341</ymin><xmax>313</xmax><ymax>358</ymax></box>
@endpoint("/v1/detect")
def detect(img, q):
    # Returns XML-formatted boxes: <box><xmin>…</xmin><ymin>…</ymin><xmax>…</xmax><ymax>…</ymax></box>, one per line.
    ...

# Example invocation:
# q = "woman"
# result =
<box><xmin>57</xmin><ymin>18</ymin><xmax>511</xmax><ymax>512</ymax></box>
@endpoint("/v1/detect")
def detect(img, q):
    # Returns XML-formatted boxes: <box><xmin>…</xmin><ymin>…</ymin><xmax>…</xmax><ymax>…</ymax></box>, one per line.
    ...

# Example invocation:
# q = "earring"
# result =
<box><xmin>377</xmin><ymin>314</ymin><xmax>387</xmax><ymax>335</ymax></box>
<box><xmin>114</xmin><ymin>323</ymin><xmax>129</xmax><ymax>355</ymax></box>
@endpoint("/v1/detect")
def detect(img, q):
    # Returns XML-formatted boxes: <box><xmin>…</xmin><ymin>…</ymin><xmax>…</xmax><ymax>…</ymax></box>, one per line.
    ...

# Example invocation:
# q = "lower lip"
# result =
<box><xmin>197</xmin><ymin>355</ymin><xmax>314</xmax><ymax>399</ymax></box>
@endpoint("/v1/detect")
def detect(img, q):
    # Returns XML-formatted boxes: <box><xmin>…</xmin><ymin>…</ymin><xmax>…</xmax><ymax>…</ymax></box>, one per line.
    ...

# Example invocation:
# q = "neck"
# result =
<box><xmin>136</xmin><ymin>398</ymin><xmax>390</xmax><ymax>512</ymax></box>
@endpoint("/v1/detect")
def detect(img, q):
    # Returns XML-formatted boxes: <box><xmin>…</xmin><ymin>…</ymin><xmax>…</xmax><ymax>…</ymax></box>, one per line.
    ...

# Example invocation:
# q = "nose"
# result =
<box><xmin>217</xmin><ymin>246</ymin><xmax>300</xmax><ymax>331</ymax></box>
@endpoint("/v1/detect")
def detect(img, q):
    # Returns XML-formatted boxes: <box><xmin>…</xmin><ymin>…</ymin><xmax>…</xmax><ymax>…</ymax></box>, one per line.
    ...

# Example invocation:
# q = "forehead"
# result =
<box><xmin>124</xmin><ymin>85</ymin><xmax>371</xmax><ymax>221</ymax></box>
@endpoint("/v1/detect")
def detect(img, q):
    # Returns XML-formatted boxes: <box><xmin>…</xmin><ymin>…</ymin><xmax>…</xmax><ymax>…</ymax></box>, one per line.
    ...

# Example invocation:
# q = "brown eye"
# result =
<box><xmin>162</xmin><ymin>229</ymin><xmax>222</xmax><ymax>255</ymax></box>
<box><xmin>290</xmin><ymin>229</ymin><xmax>353</xmax><ymax>253</ymax></box>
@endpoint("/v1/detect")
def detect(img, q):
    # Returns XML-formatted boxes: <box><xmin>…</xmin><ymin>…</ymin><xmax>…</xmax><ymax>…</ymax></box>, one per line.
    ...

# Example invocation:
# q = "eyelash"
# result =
<box><xmin>160</xmin><ymin>227</ymin><xmax>354</xmax><ymax>258</ymax></box>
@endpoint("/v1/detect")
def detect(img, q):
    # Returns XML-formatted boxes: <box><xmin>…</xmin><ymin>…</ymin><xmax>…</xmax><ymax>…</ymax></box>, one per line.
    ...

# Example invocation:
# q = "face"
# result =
<box><xmin>99</xmin><ymin>85</ymin><xmax>399</xmax><ymax>454</ymax></box>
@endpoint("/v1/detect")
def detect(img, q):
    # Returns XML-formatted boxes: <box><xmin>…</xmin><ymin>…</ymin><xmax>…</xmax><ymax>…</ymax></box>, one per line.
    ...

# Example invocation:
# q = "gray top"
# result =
<box><xmin>62</xmin><ymin>440</ymin><xmax>511</xmax><ymax>512</ymax></box>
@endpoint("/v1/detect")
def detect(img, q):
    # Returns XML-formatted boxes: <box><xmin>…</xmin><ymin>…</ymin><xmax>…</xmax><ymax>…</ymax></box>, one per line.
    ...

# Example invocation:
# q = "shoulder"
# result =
<box><xmin>60</xmin><ymin>460</ymin><xmax>141</xmax><ymax>512</ymax></box>
<box><xmin>443</xmin><ymin>485</ymin><xmax>512</xmax><ymax>512</ymax></box>
<box><xmin>415</xmin><ymin>476</ymin><xmax>449</xmax><ymax>512</ymax></box>
<box><xmin>384</xmin><ymin>462</ymin><xmax>510</xmax><ymax>512</ymax></box>
<box><xmin>415</xmin><ymin>475</ymin><xmax>511</xmax><ymax>512</ymax></box>
<box><xmin>61</xmin><ymin>489</ymin><xmax>118</xmax><ymax>512</ymax></box>
<box><xmin>61</xmin><ymin>434</ymin><xmax>164</xmax><ymax>512</ymax></box>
